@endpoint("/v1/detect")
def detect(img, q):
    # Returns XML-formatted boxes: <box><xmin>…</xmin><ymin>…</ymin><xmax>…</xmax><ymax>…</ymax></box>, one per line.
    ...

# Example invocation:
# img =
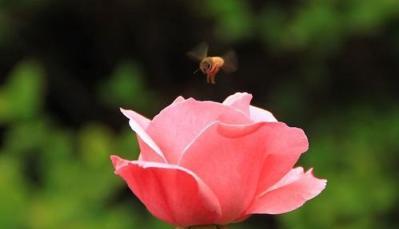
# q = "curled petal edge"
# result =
<box><xmin>111</xmin><ymin>155</ymin><xmax>223</xmax><ymax>226</ymax></box>
<box><xmin>120</xmin><ymin>108</ymin><xmax>167</xmax><ymax>162</ymax></box>
<box><xmin>246</xmin><ymin>167</ymin><xmax>326</xmax><ymax>215</ymax></box>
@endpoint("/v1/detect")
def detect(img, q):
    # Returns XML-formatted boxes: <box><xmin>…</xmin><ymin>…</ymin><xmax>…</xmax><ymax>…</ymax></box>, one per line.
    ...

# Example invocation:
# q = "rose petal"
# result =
<box><xmin>172</xmin><ymin>96</ymin><xmax>186</xmax><ymax>104</ymax></box>
<box><xmin>120</xmin><ymin>108</ymin><xmax>166</xmax><ymax>162</ymax></box>
<box><xmin>249</xmin><ymin>106</ymin><xmax>277</xmax><ymax>122</ymax></box>
<box><xmin>179</xmin><ymin>122</ymin><xmax>288</xmax><ymax>223</ymax></box>
<box><xmin>246</xmin><ymin>167</ymin><xmax>326</xmax><ymax>214</ymax></box>
<box><xmin>223</xmin><ymin>92</ymin><xmax>253</xmax><ymax>116</ymax></box>
<box><xmin>120</xmin><ymin>108</ymin><xmax>151</xmax><ymax>129</ymax></box>
<box><xmin>146</xmin><ymin>99</ymin><xmax>250</xmax><ymax>164</ymax></box>
<box><xmin>254</xmin><ymin>124</ymin><xmax>308</xmax><ymax>194</ymax></box>
<box><xmin>111</xmin><ymin>155</ymin><xmax>222</xmax><ymax>227</ymax></box>
<box><xmin>223</xmin><ymin>93</ymin><xmax>277</xmax><ymax>122</ymax></box>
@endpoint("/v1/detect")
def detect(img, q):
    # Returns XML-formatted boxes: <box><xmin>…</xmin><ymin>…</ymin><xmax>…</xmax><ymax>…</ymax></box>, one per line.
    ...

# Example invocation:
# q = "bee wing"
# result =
<box><xmin>221</xmin><ymin>50</ymin><xmax>238</xmax><ymax>73</ymax></box>
<box><xmin>187</xmin><ymin>42</ymin><xmax>208</xmax><ymax>61</ymax></box>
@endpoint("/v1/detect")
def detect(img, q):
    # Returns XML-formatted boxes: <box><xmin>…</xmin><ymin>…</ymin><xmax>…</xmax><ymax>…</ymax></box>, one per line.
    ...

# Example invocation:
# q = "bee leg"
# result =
<box><xmin>210</xmin><ymin>75</ymin><xmax>216</xmax><ymax>84</ymax></box>
<box><xmin>206</xmin><ymin>74</ymin><xmax>210</xmax><ymax>84</ymax></box>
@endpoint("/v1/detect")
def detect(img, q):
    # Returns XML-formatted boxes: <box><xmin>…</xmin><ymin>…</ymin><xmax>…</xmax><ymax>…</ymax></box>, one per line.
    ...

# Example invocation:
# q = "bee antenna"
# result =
<box><xmin>193</xmin><ymin>68</ymin><xmax>200</xmax><ymax>74</ymax></box>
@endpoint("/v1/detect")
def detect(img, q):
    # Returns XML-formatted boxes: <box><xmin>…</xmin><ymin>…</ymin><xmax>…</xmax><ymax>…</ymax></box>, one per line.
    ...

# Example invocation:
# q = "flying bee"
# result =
<box><xmin>187</xmin><ymin>43</ymin><xmax>237</xmax><ymax>84</ymax></box>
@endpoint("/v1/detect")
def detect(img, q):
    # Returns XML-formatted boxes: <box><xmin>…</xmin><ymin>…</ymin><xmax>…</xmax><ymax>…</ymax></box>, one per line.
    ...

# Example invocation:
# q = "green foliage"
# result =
<box><xmin>97</xmin><ymin>61</ymin><xmax>158</xmax><ymax>111</ymax></box>
<box><xmin>204</xmin><ymin>0</ymin><xmax>253</xmax><ymax>42</ymax></box>
<box><xmin>258</xmin><ymin>0</ymin><xmax>399</xmax><ymax>51</ymax></box>
<box><xmin>280</xmin><ymin>107</ymin><xmax>399</xmax><ymax>229</ymax></box>
<box><xmin>0</xmin><ymin>154</ymin><xmax>28</xmax><ymax>228</ymax></box>
<box><xmin>0</xmin><ymin>61</ymin><xmax>169</xmax><ymax>229</ymax></box>
<box><xmin>0</xmin><ymin>60</ymin><xmax>44</xmax><ymax>123</ymax></box>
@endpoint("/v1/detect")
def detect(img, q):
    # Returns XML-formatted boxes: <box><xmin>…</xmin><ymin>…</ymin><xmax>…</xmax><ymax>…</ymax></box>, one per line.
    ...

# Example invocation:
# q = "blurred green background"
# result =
<box><xmin>1</xmin><ymin>0</ymin><xmax>399</xmax><ymax>228</ymax></box>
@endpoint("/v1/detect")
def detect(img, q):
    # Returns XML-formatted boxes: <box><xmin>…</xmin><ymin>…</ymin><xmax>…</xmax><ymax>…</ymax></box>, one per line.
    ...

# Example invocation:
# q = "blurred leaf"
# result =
<box><xmin>114</xmin><ymin>129</ymin><xmax>140</xmax><ymax>160</ymax></box>
<box><xmin>286</xmin><ymin>2</ymin><xmax>341</xmax><ymax>50</ymax></box>
<box><xmin>345</xmin><ymin>0</ymin><xmax>399</xmax><ymax>33</ymax></box>
<box><xmin>0</xmin><ymin>60</ymin><xmax>45</xmax><ymax>123</ymax></box>
<box><xmin>3</xmin><ymin>119</ymin><xmax>49</xmax><ymax>156</ymax></box>
<box><xmin>79</xmin><ymin>123</ymin><xmax>114</xmax><ymax>168</ymax></box>
<box><xmin>258</xmin><ymin>7</ymin><xmax>287</xmax><ymax>50</ymax></box>
<box><xmin>97</xmin><ymin>61</ymin><xmax>158</xmax><ymax>112</ymax></box>
<box><xmin>0</xmin><ymin>155</ymin><xmax>29</xmax><ymax>228</ymax></box>
<box><xmin>281</xmin><ymin>106</ymin><xmax>399</xmax><ymax>228</ymax></box>
<box><xmin>204</xmin><ymin>0</ymin><xmax>253</xmax><ymax>42</ymax></box>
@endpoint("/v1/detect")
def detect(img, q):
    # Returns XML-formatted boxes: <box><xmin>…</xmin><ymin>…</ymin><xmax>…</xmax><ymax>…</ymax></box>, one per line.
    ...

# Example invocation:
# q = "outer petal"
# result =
<box><xmin>146</xmin><ymin>99</ymin><xmax>250</xmax><ymax>164</ymax></box>
<box><xmin>246</xmin><ymin>167</ymin><xmax>326</xmax><ymax>214</ymax></box>
<box><xmin>120</xmin><ymin>108</ymin><xmax>151</xmax><ymax>129</ymax></box>
<box><xmin>223</xmin><ymin>92</ymin><xmax>252</xmax><ymax>116</ymax></box>
<box><xmin>255</xmin><ymin>124</ymin><xmax>308</xmax><ymax>194</ymax></box>
<box><xmin>111</xmin><ymin>155</ymin><xmax>222</xmax><ymax>227</ymax></box>
<box><xmin>249</xmin><ymin>106</ymin><xmax>277</xmax><ymax>122</ymax></box>
<box><xmin>222</xmin><ymin>92</ymin><xmax>277</xmax><ymax>122</ymax></box>
<box><xmin>120</xmin><ymin>108</ymin><xmax>166</xmax><ymax>162</ymax></box>
<box><xmin>172</xmin><ymin>96</ymin><xmax>186</xmax><ymax>105</ymax></box>
<box><xmin>179</xmin><ymin>122</ymin><xmax>290</xmax><ymax>223</ymax></box>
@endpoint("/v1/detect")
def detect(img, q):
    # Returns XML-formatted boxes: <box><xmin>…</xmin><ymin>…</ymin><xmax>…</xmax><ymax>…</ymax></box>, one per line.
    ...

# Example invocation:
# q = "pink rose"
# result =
<box><xmin>111</xmin><ymin>92</ymin><xmax>326</xmax><ymax>228</ymax></box>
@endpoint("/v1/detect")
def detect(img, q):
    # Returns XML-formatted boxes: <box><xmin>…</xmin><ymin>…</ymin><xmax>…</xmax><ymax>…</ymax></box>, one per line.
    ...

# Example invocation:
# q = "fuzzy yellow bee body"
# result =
<box><xmin>199</xmin><ymin>56</ymin><xmax>225</xmax><ymax>84</ymax></box>
<box><xmin>188</xmin><ymin>43</ymin><xmax>237</xmax><ymax>84</ymax></box>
